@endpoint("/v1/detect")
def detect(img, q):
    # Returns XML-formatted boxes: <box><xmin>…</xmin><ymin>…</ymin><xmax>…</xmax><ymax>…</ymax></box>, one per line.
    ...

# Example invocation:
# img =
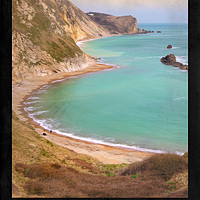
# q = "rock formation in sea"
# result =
<box><xmin>167</xmin><ymin>45</ymin><xmax>172</xmax><ymax>49</ymax></box>
<box><xmin>160</xmin><ymin>54</ymin><xmax>188</xmax><ymax>70</ymax></box>
<box><xmin>137</xmin><ymin>29</ymin><xmax>154</xmax><ymax>34</ymax></box>
<box><xmin>157</xmin><ymin>31</ymin><xmax>162</xmax><ymax>33</ymax></box>
<box><xmin>12</xmin><ymin>0</ymin><xmax>142</xmax><ymax>82</ymax></box>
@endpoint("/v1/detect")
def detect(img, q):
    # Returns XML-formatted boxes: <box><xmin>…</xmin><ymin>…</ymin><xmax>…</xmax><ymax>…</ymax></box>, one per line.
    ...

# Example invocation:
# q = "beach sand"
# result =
<box><xmin>12</xmin><ymin>63</ymin><xmax>153</xmax><ymax>164</ymax></box>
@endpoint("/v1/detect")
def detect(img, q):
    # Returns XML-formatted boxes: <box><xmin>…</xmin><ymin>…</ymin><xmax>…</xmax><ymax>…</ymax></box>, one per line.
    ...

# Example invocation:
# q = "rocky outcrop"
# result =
<box><xmin>137</xmin><ymin>29</ymin><xmax>154</xmax><ymax>34</ymax></box>
<box><xmin>157</xmin><ymin>31</ymin><xmax>161</xmax><ymax>33</ymax></box>
<box><xmin>160</xmin><ymin>54</ymin><xmax>188</xmax><ymax>70</ymax></box>
<box><xmin>167</xmin><ymin>45</ymin><xmax>172</xmax><ymax>49</ymax></box>
<box><xmin>86</xmin><ymin>12</ymin><xmax>140</xmax><ymax>35</ymax></box>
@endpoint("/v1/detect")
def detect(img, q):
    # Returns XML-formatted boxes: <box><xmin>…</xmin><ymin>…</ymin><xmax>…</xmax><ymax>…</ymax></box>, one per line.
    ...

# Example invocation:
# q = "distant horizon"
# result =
<box><xmin>70</xmin><ymin>0</ymin><xmax>188</xmax><ymax>24</ymax></box>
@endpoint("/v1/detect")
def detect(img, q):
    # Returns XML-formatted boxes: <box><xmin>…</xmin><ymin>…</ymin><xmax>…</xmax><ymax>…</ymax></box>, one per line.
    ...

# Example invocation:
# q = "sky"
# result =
<box><xmin>70</xmin><ymin>0</ymin><xmax>188</xmax><ymax>24</ymax></box>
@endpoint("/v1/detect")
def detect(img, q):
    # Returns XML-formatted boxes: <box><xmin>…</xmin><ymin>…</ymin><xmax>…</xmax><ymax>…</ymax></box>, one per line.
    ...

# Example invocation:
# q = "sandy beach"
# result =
<box><xmin>12</xmin><ymin>63</ymin><xmax>153</xmax><ymax>164</ymax></box>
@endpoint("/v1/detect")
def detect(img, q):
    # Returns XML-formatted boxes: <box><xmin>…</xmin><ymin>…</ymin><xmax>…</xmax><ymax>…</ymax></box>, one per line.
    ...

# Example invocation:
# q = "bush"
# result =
<box><xmin>25</xmin><ymin>181</ymin><xmax>44</xmax><ymax>195</ymax></box>
<box><xmin>118</xmin><ymin>153</ymin><xmax>188</xmax><ymax>180</ymax></box>
<box><xmin>15</xmin><ymin>163</ymin><xmax>61</xmax><ymax>179</ymax></box>
<box><xmin>51</xmin><ymin>163</ymin><xmax>61</xmax><ymax>169</ymax></box>
<box><xmin>131</xmin><ymin>174</ymin><xmax>139</xmax><ymax>178</ymax></box>
<box><xmin>14</xmin><ymin>156</ymin><xmax>188</xmax><ymax>198</ymax></box>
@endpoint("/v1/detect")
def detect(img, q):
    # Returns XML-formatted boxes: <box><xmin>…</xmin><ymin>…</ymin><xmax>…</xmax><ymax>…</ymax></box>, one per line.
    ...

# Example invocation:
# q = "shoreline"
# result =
<box><xmin>12</xmin><ymin>62</ymin><xmax>153</xmax><ymax>164</ymax></box>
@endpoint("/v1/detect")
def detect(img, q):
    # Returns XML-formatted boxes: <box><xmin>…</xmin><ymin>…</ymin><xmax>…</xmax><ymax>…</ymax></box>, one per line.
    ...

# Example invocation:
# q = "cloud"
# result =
<box><xmin>71</xmin><ymin>0</ymin><xmax>188</xmax><ymax>10</ymax></box>
<box><xmin>70</xmin><ymin>0</ymin><xmax>188</xmax><ymax>23</ymax></box>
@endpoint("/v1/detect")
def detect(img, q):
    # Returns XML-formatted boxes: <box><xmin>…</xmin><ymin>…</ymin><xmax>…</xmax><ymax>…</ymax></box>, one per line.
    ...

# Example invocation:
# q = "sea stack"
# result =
<box><xmin>161</xmin><ymin>54</ymin><xmax>188</xmax><ymax>70</ymax></box>
<box><xmin>167</xmin><ymin>45</ymin><xmax>172</xmax><ymax>49</ymax></box>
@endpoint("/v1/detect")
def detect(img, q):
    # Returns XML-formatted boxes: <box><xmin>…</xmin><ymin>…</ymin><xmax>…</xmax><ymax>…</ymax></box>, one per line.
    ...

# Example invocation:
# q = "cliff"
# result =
<box><xmin>12</xmin><ymin>0</ymin><xmax>140</xmax><ymax>82</ymax></box>
<box><xmin>86</xmin><ymin>12</ymin><xmax>140</xmax><ymax>34</ymax></box>
<box><xmin>12</xmin><ymin>0</ymin><xmax>103</xmax><ymax>82</ymax></box>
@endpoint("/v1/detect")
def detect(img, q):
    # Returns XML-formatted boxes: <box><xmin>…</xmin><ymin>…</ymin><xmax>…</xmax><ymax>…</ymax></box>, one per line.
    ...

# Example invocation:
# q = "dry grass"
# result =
<box><xmin>118</xmin><ymin>153</ymin><xmax>188</xmax><ymax>181</ymax></box>
<box><xmin>14</xmin><ymin>155</ymin><xmax>188</xmax><ymax>198</ymax></box>
<box><xmin>12</xmin><ymin>112</ymin><xmax>100</xmax><ymax>170</ymax></box>
<box><xmin>15</xmin><ymin>162</ymin><xmax>168</xmax><ymax>198</ymax></box>
<box><xmin>12</xmin><ymin>112</ymin><xmax>102</xmax><ymax>197</ymax></box>
<box><xmin>168</xmin><ymin>170</ymin><xmax>188</xmax><ymax>189</ymax></box>
<box><xmin>163</xmin><ymin>187</ymin><xmax>188</xmax><ymax>198</ymax></box>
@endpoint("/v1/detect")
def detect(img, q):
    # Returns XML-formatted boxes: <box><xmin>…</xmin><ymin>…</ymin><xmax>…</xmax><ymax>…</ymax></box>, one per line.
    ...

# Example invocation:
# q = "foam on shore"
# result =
<box><xmin>24</xmin><ymin>102</ymin><xmax>184</xmax><ymax>156</ymax></box>
<box><xmin>176</xmin><ymin>56</ymin><xmax>188</xmax><ymax>65</ymax></box>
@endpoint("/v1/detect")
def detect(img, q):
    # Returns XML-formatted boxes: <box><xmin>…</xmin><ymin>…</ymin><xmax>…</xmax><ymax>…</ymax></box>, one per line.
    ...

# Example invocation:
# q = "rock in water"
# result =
<box><xmin>157</xmin><ymin>31</ymin><xmax>161</xmax><ymax>33</ymax></box>
<box><xmin>161</xmin><ymin>54</ymin><xmax>176</xmax><ymax>65</ymax></box>
<box><xmin>160</xmin><ymin>54</ymin><xmax>188</xmax><ymax>70</ymax></box>
<box><xmin>167</xmin><ymin>45</ymin><xmax>172</xmax><ymax>49</ymax></box>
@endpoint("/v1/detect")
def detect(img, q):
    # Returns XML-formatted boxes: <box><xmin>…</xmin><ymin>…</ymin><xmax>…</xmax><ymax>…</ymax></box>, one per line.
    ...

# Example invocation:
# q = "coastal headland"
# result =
<box><xmin>12</xmin><ymin>0</ymin><xmax>188</xmax><ymax>198</ymax></box>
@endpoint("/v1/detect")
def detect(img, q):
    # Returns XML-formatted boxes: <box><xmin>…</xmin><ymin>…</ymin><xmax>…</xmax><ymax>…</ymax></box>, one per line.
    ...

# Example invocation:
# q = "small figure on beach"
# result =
<box><xmin>50</xmin><ymin>130</ymin><xmax>52</xmax><ymax>133</ymax></box>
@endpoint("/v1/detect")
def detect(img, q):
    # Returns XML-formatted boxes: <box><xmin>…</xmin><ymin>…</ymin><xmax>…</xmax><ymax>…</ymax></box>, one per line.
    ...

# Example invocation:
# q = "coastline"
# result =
<box><xmin>12</xmin><ymin>62</ymin><xmax>153</xmax><ymax>164</ymax></box>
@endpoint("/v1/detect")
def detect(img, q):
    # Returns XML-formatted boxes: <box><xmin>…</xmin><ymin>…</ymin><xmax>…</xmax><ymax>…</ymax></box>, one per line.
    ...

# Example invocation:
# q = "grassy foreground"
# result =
<box><xmin>12</xmin><ymin>111</ymin><xmax>188</xmax><ymax>198</ymax></box>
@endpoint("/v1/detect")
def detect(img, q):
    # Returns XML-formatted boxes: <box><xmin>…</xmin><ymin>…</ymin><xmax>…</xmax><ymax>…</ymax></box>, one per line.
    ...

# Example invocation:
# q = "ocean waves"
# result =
<box><xmin>176</xmin><ymin>56</ymin><xmax>188</xmax><ymax>65</ymax></box>
<box><xmin>23</xmin><ymin>102</ymin><xmax>185</xmax><ymax>156</ymax></box>
<box><xmin>173</xmin><ymin>97</ymin><xmax>187</xmax><ymax>101</ymax></box>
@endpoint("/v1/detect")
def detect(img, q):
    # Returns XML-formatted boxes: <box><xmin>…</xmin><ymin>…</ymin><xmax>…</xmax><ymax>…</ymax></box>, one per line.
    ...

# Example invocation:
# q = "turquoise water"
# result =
<box><xmin>25</xmin><ymin>24</ymin><xmax>188</xmax><ymax>154</ymax></box>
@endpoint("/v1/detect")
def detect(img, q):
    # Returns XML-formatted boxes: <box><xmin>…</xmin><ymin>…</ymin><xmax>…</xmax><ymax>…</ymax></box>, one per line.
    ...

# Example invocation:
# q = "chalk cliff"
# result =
<box><xmin>12</xmin><ymin>0</ymin><xmax>140</xmax><ymax>82</ymax></box>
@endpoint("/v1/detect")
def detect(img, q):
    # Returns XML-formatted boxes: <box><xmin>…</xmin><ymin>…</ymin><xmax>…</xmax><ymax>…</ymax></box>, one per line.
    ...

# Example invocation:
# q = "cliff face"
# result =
<box><xmin>12</xmin><ymin>0</ymin><xmax>100</xmax><ymax>82</ymax></box>
<box><xmin>53</xmin><ymin>0</ymin><xmax>110</xmax><ymax>41</ymax></box>
<box><xmin>12</xmin><ymin>0</ymin><xmax>139</xmax><ymax>82</ymax></box>
<box><xmin>86</xmin><ymin>12</ymin><xmax>140</xmax><ymax>35</ymax></box>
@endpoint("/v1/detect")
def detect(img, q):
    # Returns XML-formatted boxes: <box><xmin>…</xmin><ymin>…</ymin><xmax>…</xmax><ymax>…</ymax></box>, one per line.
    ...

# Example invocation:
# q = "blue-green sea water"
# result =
<box><xmin>25</xmin><ymin>24</ymin><xmax>188</xmax><ymax>154</ymax></box>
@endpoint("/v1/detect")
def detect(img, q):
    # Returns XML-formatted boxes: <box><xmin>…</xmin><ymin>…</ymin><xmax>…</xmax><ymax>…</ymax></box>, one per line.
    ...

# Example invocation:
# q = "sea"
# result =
<box><xmin>24</xmin><ymin>23</ymin><xmax>188</xmax><ymax>155</ymax></box>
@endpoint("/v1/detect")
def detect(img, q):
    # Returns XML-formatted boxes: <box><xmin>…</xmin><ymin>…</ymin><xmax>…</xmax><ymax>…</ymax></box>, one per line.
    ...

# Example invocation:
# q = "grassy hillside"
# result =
<box><xmin>12</xmin><ymin>112</ymin><xmax>127</xmax><ymax>197</ymax></box>
<box><xmin>12</xmin><ymin>0</ymin><xmax>82</xmax><ymax>62</ymax></box>
<box><xmin>12</xmin><ymin>111</ymin><xmax>188</xmax><ymax>198</ymax></box>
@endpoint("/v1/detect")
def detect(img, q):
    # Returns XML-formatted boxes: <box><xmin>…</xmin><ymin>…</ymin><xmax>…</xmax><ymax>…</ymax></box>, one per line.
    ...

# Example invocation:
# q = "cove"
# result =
<box><xmin>25</xmin><ymin>24</ymin><xmax>188</xmax><ymax>154</ymax></box>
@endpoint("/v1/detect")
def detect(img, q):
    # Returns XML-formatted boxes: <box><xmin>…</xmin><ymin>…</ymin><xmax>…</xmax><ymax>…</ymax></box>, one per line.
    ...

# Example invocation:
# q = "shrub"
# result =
<box><xmin>51</xmin><ymin>163</ymin><xmax>61</xmax><ymax>169</ymax></box>
<box><xmin>163</xmin><ymin>187</ymin><xmax>188</xmax><ymax>198</ymax></box>
<box><xmin>105</xmin><ymin>171</ymin><xmax>114</xmax><ymax>177</ymax></box>
<box><xmin>15</xmin><ymin>158</ymin><xmax>188</xmax><ymax>198</ymax></box>
<box><xmin>15</xmin><ymin>163</ymin><xmax>61</xmax><ymax>179</ymax></box>
<box><xmin>118</xmin><ymin>153</ymin><xmax>188</xmax><ymax>180</ymax></box>
<box><xmin>131</xmin><ymin>174</ymin><xmax>139</xmax><ymax>178</ymax></box>
<box><xmin>15</xmin><ymin>163</ymin><xmax>27</xmax><ymax>174</ymax></box>
<box><xmin>25</xmin><ymin>181</ymin><xmax>44</xmax><ymax>195</ymax></box>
